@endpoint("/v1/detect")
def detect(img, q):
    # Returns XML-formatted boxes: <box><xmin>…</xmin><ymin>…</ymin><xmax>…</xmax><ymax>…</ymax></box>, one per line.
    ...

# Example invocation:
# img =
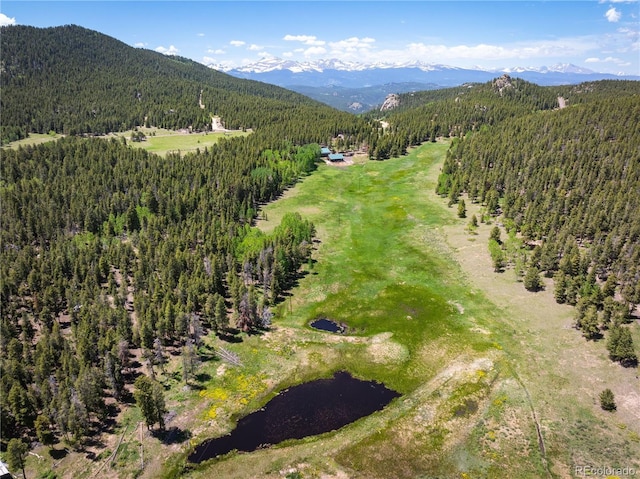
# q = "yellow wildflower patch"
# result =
<box><xmin>200</xmin><ymin>387</ymin><xmax>229</xmax><ymax>401</ymax></box>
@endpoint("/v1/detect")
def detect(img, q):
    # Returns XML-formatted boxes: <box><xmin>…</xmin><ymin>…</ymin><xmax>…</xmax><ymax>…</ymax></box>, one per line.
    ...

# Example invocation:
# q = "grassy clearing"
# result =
<box><xmin>257</xmin><ymin>142</ymin><xmax>497</xmax><ymax>392</ymax></box>
<box><xmin>2</xmin><ymin>132</ymin><xmax>64</xmax><ymax>149</ymax></box>
<box><xmin>442</xmin><ymin>191</ymin><xmax>640</xmax><ymax>476</ymax></box>
<box><xmin>1</xmin><ymin>128</ymin><xmax>249</xmax><ymax>157</ymax></box>
<box><xmin>122</xmin><ymin>128</ymin><xmax>250</xmax><ymax>156</ymax></box>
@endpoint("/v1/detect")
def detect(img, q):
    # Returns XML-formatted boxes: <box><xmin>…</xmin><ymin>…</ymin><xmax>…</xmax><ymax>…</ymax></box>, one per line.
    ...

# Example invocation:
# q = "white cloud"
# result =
<box><xmin>606</xmin><ymin>7</ymin><xmax>622</xmax><ymax>22</ymax></box>
<box><xmin>197</xmin><ymin>33</ymin><xmax>205</xmax><ymax>37</ymax></box>
<box><xmin>396</xmin><ymin>36</ymin><xmax>600</xmax><ymax>62</ymax></box>
<box><xmin>283</xmin><ymin>34</ymin><xmax>325</xmax><ymax>46</ymax></box>
<box><xmin>617</xmin><ymin>26</ymin><xmax>640</xmax><ymax>47</ymax></box>
<box><xmin>134</xmin><ymin>42</ymin><xmax>147</xmax><ymax>48</ymax></box>
<box><xmin>329</xmin><ymin>36</ymin><xmax>375</xmax><ymax>52</ymax></box>
<box><xmin>230</xmin><ymin>40</ymin><xmax>245</xmax><ymax>47</ymax></box>
<box><xmin>0</xmin><ymin>13</ymin><xmax>16</xmax><ymax>26</ymax></box>
<box><xmin>585</xmin><ymin>55</ymin><xmax>630</xmax><ymax>65</ymax></box>
<box><xmin>155</xmin><ymin>45</ymin><xmax>180</xmax><ymax>55</ymax></box>
<box><xmin>248</xmin><ymin>44</ymin><xmax>263</xmax><ymax>51</ymax></box>
<box><xmin>283</xmin><ymin>51</ymin><xmax>293</xmax><ymax>58</ymax></box>
<box><xmin>303</xmin><ymin>46</ymin><xmax>327</xmax><ymax>57</ymax></box>
<box><xmin>207</xmin><ymin>48</ymin><xmax>226</xmax><ymax>55</ymax></box>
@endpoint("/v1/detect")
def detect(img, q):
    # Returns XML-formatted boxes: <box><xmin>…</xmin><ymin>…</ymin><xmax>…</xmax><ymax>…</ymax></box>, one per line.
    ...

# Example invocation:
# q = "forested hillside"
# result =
<box><xmin>439</xmin><ymin>93</ymin><xmax>640</xmax><ymax>326</ymax></box>
<box><xmin>0</xmin><ymin>24</ymin><xmax>371</xmax><ymax>450</ymax></box>
<box><xmin>366</xmin><ymin>76</ymin><xmax>562</xmax><ymax>159</ymax></box>
<box><xmin>0</xmin><ymin>25</ymin><xmax>371</xmax><ymax>145</ymax></box>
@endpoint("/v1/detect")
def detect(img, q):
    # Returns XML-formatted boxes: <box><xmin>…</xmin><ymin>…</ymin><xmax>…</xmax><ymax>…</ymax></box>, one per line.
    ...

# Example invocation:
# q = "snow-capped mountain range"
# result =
<box><xmin>208</xmin><ymin>57</ymin><xmax>639</xmax><ymax>112</ymax></box>
<box><xmin>211</xmin><ymin>57</ymin><xmax>607</xmax><ymax>78</ymax></box>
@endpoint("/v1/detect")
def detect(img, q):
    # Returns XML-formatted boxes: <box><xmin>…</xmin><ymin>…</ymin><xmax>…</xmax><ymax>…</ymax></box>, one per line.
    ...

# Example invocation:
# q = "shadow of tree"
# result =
<box><xmin>49</xmin><ymin>447</ymin><xmax>68</xmax><ymax>460</ymax></box>
<box><xmin>153</xmin><ymin>426</ymin><xmax>192</xmax><ymax>445</ymax></box>
<box><xmin>195</xmin><ymin>372</ymin><xmax>211</xmax><ymax>383</ymax></box>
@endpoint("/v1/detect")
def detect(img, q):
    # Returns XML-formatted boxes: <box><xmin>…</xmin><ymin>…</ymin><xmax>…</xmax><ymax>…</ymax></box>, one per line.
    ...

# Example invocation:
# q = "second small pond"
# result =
<box><xmin>309</xmin><ymin>318</ymin><xmax>346</xmax><ymax>333</ymax></box>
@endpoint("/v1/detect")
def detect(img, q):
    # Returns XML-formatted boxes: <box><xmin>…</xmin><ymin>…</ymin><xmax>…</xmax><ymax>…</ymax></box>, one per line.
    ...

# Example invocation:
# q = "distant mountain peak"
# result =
<box><xmin>212</xmin><ymin>57</ymin><xmax>639</xmax><ymax>95</ymax></box>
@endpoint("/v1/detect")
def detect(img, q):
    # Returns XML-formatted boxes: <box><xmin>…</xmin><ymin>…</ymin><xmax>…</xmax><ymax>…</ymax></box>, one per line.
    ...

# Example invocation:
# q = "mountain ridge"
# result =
<box><xmin>212</xmin><ymin>57</ymin><xmax>639</xmax><ymax>89</ymax></box>
<box><xmin>211</xmin><ymin>57</ymin><xmax>599</xmax><ymax>75</ymax></box>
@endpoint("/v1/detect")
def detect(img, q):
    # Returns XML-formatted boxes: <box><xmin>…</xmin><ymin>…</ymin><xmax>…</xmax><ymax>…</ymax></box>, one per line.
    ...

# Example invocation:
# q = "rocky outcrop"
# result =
<box><xmin>492</xmin><ymin>74</ymin><xmax>513</xmax><ymax>95</ymax></box>
<box><xmin>380</xmin><ymin>93</ymin><xmax>400</xmax><ymax>111</ymax></box>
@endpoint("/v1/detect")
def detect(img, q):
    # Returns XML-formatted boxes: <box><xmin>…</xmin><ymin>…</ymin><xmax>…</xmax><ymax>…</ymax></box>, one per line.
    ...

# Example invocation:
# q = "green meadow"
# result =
<box><xmin>175</xmin><ymin>142</ymin><xmax>531</xmax><ymax>479</ymax></box>
<box><xmin>257</xmin><ymin>141</ymin><xmax>498</xmax><ymax>391</ymax></box>
<box><xmin>2</xmin><ymin>131</ymin><xmax>64</xmax><ymax>149</ymax></box>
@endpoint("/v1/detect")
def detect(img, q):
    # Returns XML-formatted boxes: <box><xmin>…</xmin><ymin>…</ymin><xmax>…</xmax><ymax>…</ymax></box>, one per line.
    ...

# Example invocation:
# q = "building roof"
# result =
<box><xmin>320</xmin><ymin>147</ymin><xmax>331</xmax><ymax>155</ymax></box>
<box><xmin>328</xmin><ymin>153</ymin><xmax>344</xmax><ymax>161</ymax></box>
<box><xmin>0</xmin><ymin>461</ymin><xmax>11</xmax><ymax>479</ymax></box>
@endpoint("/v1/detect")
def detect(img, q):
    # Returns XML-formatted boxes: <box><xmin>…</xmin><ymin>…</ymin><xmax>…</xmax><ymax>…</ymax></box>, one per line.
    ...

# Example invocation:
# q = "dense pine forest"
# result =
<box><xmin>1</xmin><ymin>23</ymin><xmax>639</xmax><ymax>476</ymax></box>
<box><xmin>441</xmin><ymin>90</ymin><xmax>639</xmax><ymax>358</ymax></box>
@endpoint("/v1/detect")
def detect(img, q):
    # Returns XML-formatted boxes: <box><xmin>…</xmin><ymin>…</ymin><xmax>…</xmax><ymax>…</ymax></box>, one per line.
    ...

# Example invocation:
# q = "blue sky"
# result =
<box><xmin>1</xmin><ymin>1</ymin><xmax>638</xmax><ymax>74</ymax></box>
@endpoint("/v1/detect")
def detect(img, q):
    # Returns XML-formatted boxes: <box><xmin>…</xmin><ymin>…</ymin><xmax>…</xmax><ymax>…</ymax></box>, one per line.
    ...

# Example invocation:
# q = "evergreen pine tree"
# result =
<box><xmin>6</xmin><ymin>438</ymin><xmax>29</xmax><ymax>479</ymax></box>
<box><xmin>457</xmin><ymin>199</ymin><xmax>467</xmax><ymax>218</ymax></box>
<box><xmin>524</xmin><ymin>266</ymin><xmax>543</xmax><ymax>292</ymax></box>
<box><xmin>599</xmin><ymin>388</ymin><xmax>616</xmax><ymax>411</ymax></box>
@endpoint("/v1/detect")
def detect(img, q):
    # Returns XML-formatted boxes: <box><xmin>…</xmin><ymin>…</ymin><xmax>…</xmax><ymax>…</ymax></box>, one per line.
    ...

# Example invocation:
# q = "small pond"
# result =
<box><xmin>188</xmin><ymin>371</ymin><xmax>399</xmax><ymax>463</ymax></box>
<box><xmin>309</xmin><ymin>318</ymin><xmax>345</xmax><ymax>334</ymax></box>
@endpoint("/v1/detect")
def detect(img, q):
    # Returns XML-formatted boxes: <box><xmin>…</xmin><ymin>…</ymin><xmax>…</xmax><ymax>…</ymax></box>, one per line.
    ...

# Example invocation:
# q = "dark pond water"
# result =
<box><xmin>310</xmin><ymin>318</ymin><xmax>345</xmax><ymax>333</ymax></box>
<box><xmin>188</xmin><ymin>371</ymin><xmax>399</xmax><ymax>463</ymax></box>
